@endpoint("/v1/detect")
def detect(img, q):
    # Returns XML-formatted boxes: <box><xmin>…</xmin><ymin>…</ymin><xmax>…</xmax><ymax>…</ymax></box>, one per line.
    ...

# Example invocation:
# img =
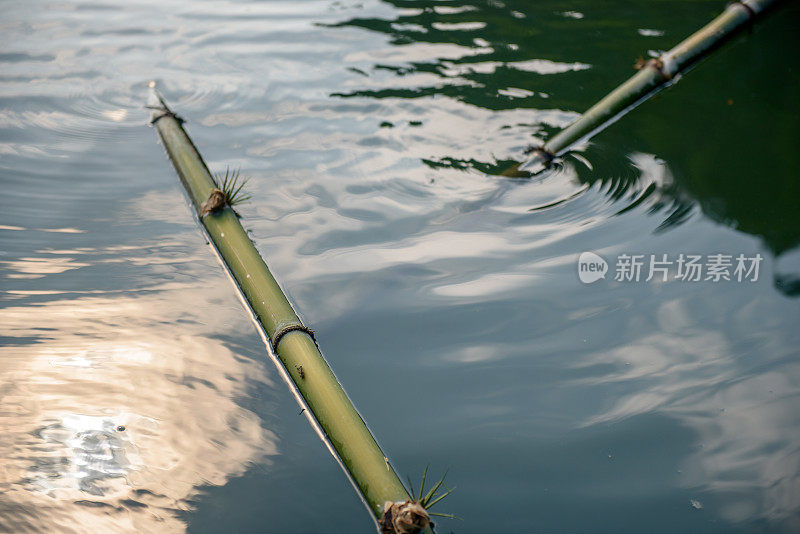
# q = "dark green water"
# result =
<box><xmin>1</xmin><ymin>1</ymin><xmax>799</xmax><ymax>533</ymax></box>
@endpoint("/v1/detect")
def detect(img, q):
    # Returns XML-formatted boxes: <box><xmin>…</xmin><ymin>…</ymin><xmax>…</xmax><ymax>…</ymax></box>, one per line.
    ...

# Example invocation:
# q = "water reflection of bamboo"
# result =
<box><xmin>0</xmin><ymin>284</ymin><xmax>277</xmax><ymax>532</ymax></box>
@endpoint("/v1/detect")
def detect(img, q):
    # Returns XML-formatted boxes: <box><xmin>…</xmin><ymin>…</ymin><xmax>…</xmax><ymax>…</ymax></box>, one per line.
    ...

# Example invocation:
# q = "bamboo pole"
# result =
<box><xmin>147</xmin><ymin>87</ymin><xmax>432</xmax><ymax>533</ymax></box>
<box><xmin>518</xmin><ymin>0</ymin><xmax>784</xmax><ymax>174</ymax></box>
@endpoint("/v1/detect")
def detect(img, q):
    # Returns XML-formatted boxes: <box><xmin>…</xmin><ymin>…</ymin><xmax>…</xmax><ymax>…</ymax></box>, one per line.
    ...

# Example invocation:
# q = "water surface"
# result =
<box><xmin>1</xmin><ymin>1</ymin><xmax>799</xmax><ymax>533</ymax></box>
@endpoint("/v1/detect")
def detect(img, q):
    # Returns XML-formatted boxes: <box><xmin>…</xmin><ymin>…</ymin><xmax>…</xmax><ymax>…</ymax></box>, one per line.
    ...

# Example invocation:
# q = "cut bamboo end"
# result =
<box><xmin>380</xmin><ymin>500</ymin><xmax>431</xmax><ymax>534</ymax></box>
<box><xmin>519</xmin><ymin>0</ymin><xmax>784</xmax><ymax>175</ymax></box>
<box><xmin>147</xmin><ymin>87</ymin><xmax>430</xmax><ymax>531</ymax></box>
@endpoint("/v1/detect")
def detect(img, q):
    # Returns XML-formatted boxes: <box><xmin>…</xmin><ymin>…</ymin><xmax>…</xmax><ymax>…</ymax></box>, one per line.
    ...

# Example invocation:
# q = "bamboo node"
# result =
<box><xmin>201</xmin><ymin>189</ymin><xmax>226</xmax><ymax>216</ymax></box>
<box><xmin>730</xmin><ymin>0</ymin><xmax>757</xmax><ymax>18</ymax></box>
<box><xmin>271</xmin><ymin>324</ymin><xmax>317</xmax><ymax>352</ymax></box>
<box><xmin>149</xmin><ymin>108</ymin><xmax>184</xmax><ymax>125</ymax></box>
<box><xmin>646</xmin><ymin>58</ymin><xmax>673</xmax><ymax>81</ymax></box>
<box><xmin>212</xmin><ymin>167</ymin><xmax>252</xmax><ymax>211</ymax></box>
<box><xmin>379</xmin><ymin>500</ymin><xmax>431</xmax><ymax>534</ymax></box>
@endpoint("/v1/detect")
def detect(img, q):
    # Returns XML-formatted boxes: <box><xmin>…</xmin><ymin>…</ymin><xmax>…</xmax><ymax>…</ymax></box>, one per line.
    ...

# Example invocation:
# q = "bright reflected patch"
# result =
<box><xmin>102</xmin><ymin>109</ymin><xmax>128</xmax><ymax>122</ymax></box>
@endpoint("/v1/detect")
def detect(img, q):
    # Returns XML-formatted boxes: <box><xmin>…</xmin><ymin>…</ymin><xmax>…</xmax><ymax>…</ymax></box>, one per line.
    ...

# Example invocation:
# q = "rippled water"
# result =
<box><xmin>1</xmin><ymin>1</ymin><xmax>799</xmax><ymax>532</ymax></box>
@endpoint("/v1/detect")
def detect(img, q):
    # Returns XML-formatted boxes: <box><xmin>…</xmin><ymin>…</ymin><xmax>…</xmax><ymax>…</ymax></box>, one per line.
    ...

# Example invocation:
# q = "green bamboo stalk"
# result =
<box><xmin>147</xmin><ymin>87</ymin><xmax>431</xmax><ymax>532</ymax></box>
<box><xmin>518</xmin><ymin>0</ymin><xmax>784</xmax><ymax>174</ymax></box>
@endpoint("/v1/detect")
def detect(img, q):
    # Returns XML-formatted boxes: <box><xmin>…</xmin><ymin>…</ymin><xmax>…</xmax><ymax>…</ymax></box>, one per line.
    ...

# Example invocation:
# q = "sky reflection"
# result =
<box><xmin>575</xmin><ymin>294</ymin><xmax>800</xmax><ymax>526</ymax></box>
<box><xmin>1</xmin><ymin>0</ymin><xmax>798</xmax><ymax>532</ymax></box>
<box><xmin>0</xmin><ymin>285</ymin><xmax>277</xmax><ymax>532</ymax></box>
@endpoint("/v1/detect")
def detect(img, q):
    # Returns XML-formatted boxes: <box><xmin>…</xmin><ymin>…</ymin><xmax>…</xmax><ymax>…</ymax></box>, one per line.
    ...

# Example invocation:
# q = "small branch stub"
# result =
<box><xmin>201</xmin><ymin>189</ymin><xmax>226</xmax><ymax>216</ymax></box>
<box><xmin>380</xmin><ymin>500</ymin><xmax>431</xmax><ymax>534</ymax></box>
<box><xmin>381</xmin><ymin>466</ymin><xmax>455</xmax><ymax>534</ymax></box>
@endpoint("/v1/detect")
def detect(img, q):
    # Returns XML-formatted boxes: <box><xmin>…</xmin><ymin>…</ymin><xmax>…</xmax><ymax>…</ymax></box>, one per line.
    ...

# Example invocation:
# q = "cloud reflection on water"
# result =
<box><xmin>0</xmin><ymin>285</ymin><xmax>277</xmax><ymax>532</ymax></box>
<box><xmin>575</xmin><ymin>295</ymin><xmax>800</xmax><ymax>527</ymax></box>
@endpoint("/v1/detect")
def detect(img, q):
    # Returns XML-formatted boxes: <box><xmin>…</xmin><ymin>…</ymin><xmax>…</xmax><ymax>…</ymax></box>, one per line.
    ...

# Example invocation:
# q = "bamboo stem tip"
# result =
<box><xmin>380</xmin><ymin>500</ymin><xmax>431</xmax><ymax>534</ymax></box>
